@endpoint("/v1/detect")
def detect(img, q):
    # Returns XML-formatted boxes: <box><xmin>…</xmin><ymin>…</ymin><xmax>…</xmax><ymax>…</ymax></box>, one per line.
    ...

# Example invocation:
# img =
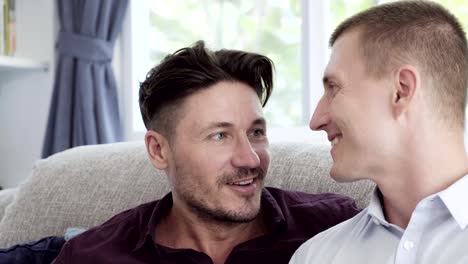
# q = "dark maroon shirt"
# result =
<box><xmin>53</xmin><ymin>187</ymin><xmax>360</xmax><ymax>264</ymax></box>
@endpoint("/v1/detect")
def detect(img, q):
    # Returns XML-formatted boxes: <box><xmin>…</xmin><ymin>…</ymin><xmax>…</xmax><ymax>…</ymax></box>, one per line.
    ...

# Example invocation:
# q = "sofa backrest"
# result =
<box><xmin>0</xmin><ymin>141</ymin><xmax>374</xmax><ymax>248</ymax></box>
<box><xmin>0</xmin><ymin>188</ymin><xmax>16</xmax><ymax>223</ymax></box>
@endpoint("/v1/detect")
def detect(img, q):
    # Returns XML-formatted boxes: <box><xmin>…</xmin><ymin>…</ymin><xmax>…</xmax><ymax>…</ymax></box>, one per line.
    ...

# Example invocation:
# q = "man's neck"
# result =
<box><xmin>376</xmin><ymin>133</ymin><xmax>468</xmax><ymax>229</ymax></box>
<box><xmin>154</xmin><ymin>203</ymin><xmax>267</xmax><ymax>264</ymax></box>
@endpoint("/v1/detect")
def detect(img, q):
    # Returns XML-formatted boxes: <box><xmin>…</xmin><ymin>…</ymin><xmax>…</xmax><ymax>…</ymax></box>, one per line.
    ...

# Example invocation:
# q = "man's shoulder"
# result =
<box><xmin>265</xmin><ymin>187</ymin><xmax>360</xmax><ymax>215</ymax></box>
<box><xmin>304</xmin><ymin>208</ymin><xmax>369</xmax><ymax>242</ymax></box>
<box><xmin>78</xmin><ymin>199</ymin><xmax>159</xmax><ymax>240</ymax></box>
<box><xmin>290</xmin><ymin>209</ymin><xmax>370</xmax><ymax>263</ymax></box>
<box><xmin>53</xmin><ymin>199</ymin><xmax>161</xmax><ymax>263</ymax></box>
<box><xmin>264</xmin><ymin>187</ymin><xmax>361</xmax><ymax>239</ymax></box>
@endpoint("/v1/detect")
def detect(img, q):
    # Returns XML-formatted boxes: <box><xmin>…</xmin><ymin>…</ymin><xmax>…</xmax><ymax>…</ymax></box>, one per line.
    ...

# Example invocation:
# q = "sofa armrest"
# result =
<box><xmin>0</xmin><ymin>188</ymin><xmax>17</xmax><ymax>222</ymax></box>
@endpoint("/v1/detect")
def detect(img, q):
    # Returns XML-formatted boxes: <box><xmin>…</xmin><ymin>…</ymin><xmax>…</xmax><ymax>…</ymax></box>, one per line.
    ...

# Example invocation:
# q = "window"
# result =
<box><xmin>329</xmin><ymin>0</ymin><xmax>376</xmax><ymax>30</ymax></box>
<box><xmin>438</xmin><ymin>0</ymin><xmax>468</xmax><ymax>27</ymax></box>
<box><xmin>147</xmin><ymin>0</ymin><xmax>302</xmax><ymax>127</ymax></box>
<box><xmin>120</xmin><ymin>0</ymin><xmax>467</xmax><ymax>142</ymax></box>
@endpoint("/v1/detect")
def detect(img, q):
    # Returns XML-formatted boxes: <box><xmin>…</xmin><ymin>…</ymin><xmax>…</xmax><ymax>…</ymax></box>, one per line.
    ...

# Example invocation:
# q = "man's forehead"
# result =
<box><xmin>178</xmin><ymin>83</ymin><xmax>265</xmax><ymax>131</ymax></box>
<box><xmin>202</xmin><ymin>118</ymin><xmax>266</xmax><ymax>130</ymax></box>
<box><xmin>324</xmin><ymin>31</ymin><xmax>364</xmax><ymax>83</ymax></box>
<box><xmin>323</xmin><ymin>56</ymin><xmax>344</xmax><ymax>86</ymax></box>
<box><xmin>330</xmin><ymin>30</ymin><xmax>362</xmax><ymax>60</ymax></box>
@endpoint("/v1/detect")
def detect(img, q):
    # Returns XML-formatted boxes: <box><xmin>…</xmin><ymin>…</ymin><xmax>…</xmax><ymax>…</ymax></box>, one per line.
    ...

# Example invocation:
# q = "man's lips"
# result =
<box><xmin>328</xmin><ymin>133</ymin><xmax>342</xmax><ymax>147</ymax></box>
<box><xmin>220</xmin><ymin>167</ymin><xmax>265</xmax><ymax>192</ymax></box>
<box><xmin>327</xmin><ymin>133</ymin><xmax>342</xmax><ymax>142</ymax></box>
<box><xmin>226</xmin><ymin>177</ymin><xmax>259</xmax><ymax>194</ymax></box>
<box><xmin>227</xmin><ymin>177</ymin><xmax>256</xmax><ymax>186</ymax></box>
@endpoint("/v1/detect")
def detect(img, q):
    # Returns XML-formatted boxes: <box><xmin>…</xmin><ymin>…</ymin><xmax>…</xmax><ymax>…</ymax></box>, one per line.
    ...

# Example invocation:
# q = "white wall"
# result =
<box><xmin>0</xmin><ymin>0</ymin><xmax>56</xmax><ymax>188</ymax></box>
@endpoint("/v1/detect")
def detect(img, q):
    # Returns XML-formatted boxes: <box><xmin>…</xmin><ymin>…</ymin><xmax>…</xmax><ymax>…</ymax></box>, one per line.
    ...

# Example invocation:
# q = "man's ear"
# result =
<box><xmin>145</xmin><ymin>130</ymin><xmax>170</xmax><ymax>170</ymax></box>
<box><xmin>392</xmin><ymin>65</ymin><xmax>419</xmax><ymax>118</ymax></box>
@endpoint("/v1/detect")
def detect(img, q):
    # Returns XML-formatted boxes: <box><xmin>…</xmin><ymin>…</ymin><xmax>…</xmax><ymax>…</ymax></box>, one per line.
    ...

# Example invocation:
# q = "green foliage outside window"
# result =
<box><xmin>436</xmin><ymin>0</ymin><xmax>468</xmax><ymax>29</ymax></box>
<box><xmin>148</xmin><ymin>0</ymin><xmax>302</xmax><ymax>126</ymax></box>
<box><xmin>147</xmin><ymin>0</ymin><xmax>467</xmax><ymax>127</ymax></box>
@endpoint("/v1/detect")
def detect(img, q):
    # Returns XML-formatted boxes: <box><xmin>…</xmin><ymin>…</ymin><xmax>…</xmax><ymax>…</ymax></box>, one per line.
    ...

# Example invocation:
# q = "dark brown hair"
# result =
<box><xmin>330</xmin><ymin>1</ymin><xmax>467</xmax><ymax>128</ymax></box>
<box><xmin>139</xmin><ymin>40</ymin><xmax>274</xmax><ymax>137</ymax></box>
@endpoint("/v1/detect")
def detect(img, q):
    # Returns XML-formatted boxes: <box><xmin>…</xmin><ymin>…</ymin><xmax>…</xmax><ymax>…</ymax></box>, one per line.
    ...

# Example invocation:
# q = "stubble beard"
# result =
<box><xmin>174</xmin><ymin>166</ymin><xmax>266</xmax><ymax>224</ymax></box>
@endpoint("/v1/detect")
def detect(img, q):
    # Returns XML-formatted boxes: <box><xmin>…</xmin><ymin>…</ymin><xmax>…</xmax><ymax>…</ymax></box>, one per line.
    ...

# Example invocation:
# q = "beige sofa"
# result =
<box><xmin>0</xmin><ymin>141</ymin><xmax>375</xmax><ymax>248</ymax></box>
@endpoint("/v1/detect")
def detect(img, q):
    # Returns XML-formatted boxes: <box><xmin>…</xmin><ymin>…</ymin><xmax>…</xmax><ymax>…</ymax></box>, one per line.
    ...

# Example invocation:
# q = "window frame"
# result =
<box><xmin>117</xmin><ymin>0</ymin><xmax>332</xmax><ymax>143</ymax></box>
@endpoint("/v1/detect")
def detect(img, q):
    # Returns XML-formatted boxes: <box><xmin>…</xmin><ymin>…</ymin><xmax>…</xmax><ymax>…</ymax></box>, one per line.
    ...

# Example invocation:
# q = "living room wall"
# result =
<box><xmin>0</xmin><ymin>1</ymin><xmax>125</xmax><ymax>189</ymax></box>
<box><xmin>0</xmin><ymin>0</ymin><xmax>56</xmax><ymax>189</ymax></box>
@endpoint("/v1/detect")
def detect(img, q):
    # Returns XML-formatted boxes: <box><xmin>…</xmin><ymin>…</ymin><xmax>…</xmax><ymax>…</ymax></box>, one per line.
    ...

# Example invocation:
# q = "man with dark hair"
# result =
<box><xmin>291</xmin><ymin>1</ymin><xmax>468</xmax><ymax>263</ymax></box>
<box><xmin>53</xmin><ymin>41</ymin><xmax>359</xmax><ymax>264</ymax></box>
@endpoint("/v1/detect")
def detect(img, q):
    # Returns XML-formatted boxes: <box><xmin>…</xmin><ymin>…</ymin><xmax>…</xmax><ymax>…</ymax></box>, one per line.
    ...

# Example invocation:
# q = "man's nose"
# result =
<box><xmin>309</xmin><ymin>97</ymin><xmax>330</xmax><ymax>131</ymax></box>
<box><xmin>231</xmin><ymin>136</ymin><xmax>261</xmax><ymax>169</ymax></box>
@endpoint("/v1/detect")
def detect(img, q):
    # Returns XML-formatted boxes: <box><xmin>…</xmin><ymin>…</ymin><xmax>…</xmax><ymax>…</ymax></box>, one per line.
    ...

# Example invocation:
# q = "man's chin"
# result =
<box><xmin>330</xmin><ymin>166</ymin><xmax>350</xmax><ymax>182</ymax></box>
<box><xmin>204</xmin><ymin>207</ymin><xmax>260</xmax><ymax>224</ymax></box>
<box><xmin>330</xmin><ymin>166</ymin><xmax>364</xmax><ymax>183</ymax></box>
<box><xmin>187</xmin><ymin>196</ymin><xmax>261</xmax><ymax>224</ymax></box>
<box><xmin>219</xmin><ymin>198</ymin><xmax>262</xmax><ymax>223</ymax></box>
<box><xmin>224</xmin><ymin>210</ymin><xmax>260</xmax><ymax>223</ymax></box>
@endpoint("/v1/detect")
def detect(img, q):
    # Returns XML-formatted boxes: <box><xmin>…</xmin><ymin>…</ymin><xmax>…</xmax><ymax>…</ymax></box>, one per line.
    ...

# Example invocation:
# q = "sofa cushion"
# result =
<box><xmin>0</xmin><ymin>141</ymin><xmax>374</xmax><ymax>248</ymax></box>
<box><xmin>0</xmin><ymin>188</ymin><xmax>17</xmax><ymax>222</ymax></box>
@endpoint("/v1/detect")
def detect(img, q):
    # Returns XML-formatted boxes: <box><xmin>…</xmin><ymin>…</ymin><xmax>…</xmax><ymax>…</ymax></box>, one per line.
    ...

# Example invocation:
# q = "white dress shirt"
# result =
<box><xmin>290</xmin><ymin>175</ymin><xmax>468</xmax><ymax>264</ymax></box>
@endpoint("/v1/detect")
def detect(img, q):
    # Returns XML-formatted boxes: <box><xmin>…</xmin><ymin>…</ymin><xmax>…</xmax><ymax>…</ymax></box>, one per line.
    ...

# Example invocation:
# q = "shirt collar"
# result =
<box><xmin>133</xmin><ymin>192</ymin><xmax>173</xmax><ymax>252</ymax></box>
<box><xmin>367</xmin><ymin>175</ymin><xmax>468</xmax><ymax>230</ymax></box>
<box><xmin>132</xmin><ymin>188</ymin><xmax>287</xmax><ymax>252</ymax></box>
<box><xmin>261</xmin><ymin>187</ymin><xmax>287</xmax><ymax>233</ymax></box>
<box><xmin>366</xmin><ymin>187</ymin><xmax>390</xmax><ymax>227</ymax></box>
<box><xmin>437</xmin><ymin>174</ymin><xmax>468</xmax><ymax>230</ymax></box>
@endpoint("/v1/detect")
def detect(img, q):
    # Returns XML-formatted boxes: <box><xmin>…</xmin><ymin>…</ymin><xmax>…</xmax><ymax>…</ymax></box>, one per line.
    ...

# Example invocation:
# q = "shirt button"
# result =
<box><xmin>403</xmin><ymin>240</ymin><xmax>415</xmax><ymax>251</ymax></box>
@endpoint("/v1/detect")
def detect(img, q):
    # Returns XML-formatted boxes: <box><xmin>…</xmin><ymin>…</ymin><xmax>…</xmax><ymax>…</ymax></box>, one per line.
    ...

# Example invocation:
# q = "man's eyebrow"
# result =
<box><xmin>252</xmin><ymin>118</ymin><xmax>267</xmax><ymax>126</ymax></box>
<box><xmin>201</xmin><ymin>118</ymin><xmax>266</xmax><ymax>133</ymax></box>
<box><xmin>322</xmin><ymin>74</ymin><xmax>339</xmax><ymax>89</ymax></box>
<box><xmin>203</xmin><ymin>122</ymin><xmax>234</xmax><ymax>131</ymax></box>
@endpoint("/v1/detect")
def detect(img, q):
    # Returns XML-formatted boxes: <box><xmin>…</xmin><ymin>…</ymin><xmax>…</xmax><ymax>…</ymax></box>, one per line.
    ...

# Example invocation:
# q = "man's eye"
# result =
<box><xmin>330</xmin><ymin>84</ymin><xmax>340</xmax><ymax>95</ymax></box>
<box><xmin>250</xmin><ymin>128</ymin><xmax>266</xmax><ymax>138</ymax></box>
<box><xmin>211</xmin><ymin>132</ymin><xmax>227</xmax><ymax>140</ymax></box>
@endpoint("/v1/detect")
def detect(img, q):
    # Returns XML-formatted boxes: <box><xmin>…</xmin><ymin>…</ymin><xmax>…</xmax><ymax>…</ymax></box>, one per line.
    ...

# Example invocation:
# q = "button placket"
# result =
<box><xmin>403</xmin><ymin>240</ymin><xmax>414</xmax><ymax>251</ymax></box>
<box><xmin>394</xmin><ymin>200</ymin><xmax>434</xmax><ymax>263</ymax></box>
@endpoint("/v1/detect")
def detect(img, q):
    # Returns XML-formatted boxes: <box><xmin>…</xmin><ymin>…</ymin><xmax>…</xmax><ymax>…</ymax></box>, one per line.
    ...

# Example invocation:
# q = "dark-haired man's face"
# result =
<box><xmin>166</xmin><ymin>81</ymin><xmax>270</xmax><ymax>223</ymax></box>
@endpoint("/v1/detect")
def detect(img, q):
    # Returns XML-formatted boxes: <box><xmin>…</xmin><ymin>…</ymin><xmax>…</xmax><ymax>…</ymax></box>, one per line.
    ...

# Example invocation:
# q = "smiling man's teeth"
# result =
<box><xmin>331</xmin><ymin>137</ymin><xmax>340</xmax><ymax>147</ymax></box>
<box><xmin>229</xmin><ymin>179</ymin><xmax>254</xmax><ymax>186</ymax></box>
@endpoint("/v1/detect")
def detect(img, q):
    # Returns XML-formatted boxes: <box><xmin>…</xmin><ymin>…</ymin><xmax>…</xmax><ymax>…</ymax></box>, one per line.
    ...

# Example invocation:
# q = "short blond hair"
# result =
<box><xmin>331</xmin><ymin>1</ymin><xmax>467</xmax><ymax>128</ymax></box>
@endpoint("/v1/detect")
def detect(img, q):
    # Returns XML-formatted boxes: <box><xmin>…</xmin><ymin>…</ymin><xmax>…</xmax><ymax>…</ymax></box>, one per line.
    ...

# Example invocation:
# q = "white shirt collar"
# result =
<box><xmin>366</xmin><ymin>175</ymin><xmax>468</xmax><ymax>230</ymax></box>
<box><xmin>367</xmin><ymin>187</ymin><xmax>390</xmax><ymax>227</ymax></box>
<box><xmin>437</xmin><ymin>174</ymin><xmax>468</xmax><ymax>230</ymax></box>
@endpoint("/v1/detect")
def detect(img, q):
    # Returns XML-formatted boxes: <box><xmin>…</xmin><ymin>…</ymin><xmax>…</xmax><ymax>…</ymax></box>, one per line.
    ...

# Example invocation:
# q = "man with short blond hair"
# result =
<box><xmin>291</xmin><ymin>1</ymin><xmax>468</xmax><ymax>263</ymax></box>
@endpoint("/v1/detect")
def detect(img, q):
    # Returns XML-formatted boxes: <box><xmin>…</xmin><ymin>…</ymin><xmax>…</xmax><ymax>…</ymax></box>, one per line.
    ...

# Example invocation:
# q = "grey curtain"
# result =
<box><xmin>42</xmin><ymin>0</ymin><xmax>128</xmax><ymax>158</ymax></box>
